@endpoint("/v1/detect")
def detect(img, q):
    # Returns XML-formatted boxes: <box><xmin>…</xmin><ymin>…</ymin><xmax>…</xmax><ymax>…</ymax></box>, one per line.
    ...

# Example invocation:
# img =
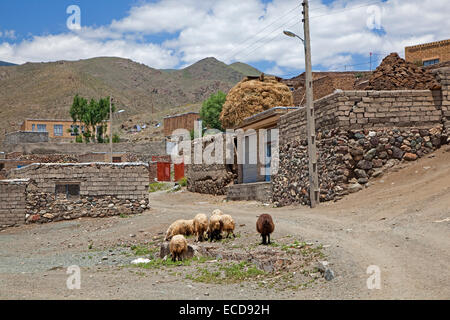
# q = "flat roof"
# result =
<box><xmin>12</xmin><ymin>162</ymin><xmax>149</xmax><ymax>171</ymax></box>
<box><xmin>237</xmin><ymin>106</ymin><xmax>298</xmax><ymax>128</ymax></box>
<box><xmin>24</xmin><ymin>119</ymin><xmax>110</xmax><ymax>122</ymax></box>
<box><xmin>405</xmin><ymin>38</ymin><xmax>450</xmax><ymax>49</ymax></box>
<box><xmin>163</xmin><ymin>112</ymin><xmax>199</xmax><ymax>119</ymax></box>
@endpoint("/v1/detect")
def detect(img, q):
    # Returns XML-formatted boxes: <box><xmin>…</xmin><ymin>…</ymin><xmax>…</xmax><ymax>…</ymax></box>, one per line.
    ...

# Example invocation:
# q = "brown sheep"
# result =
<box><xmin>165</xmin><ymin>219</ymin><xmax>194</xmax><ymax>241</ymax></box>
<box><xmin>207</xmin><ymin>214</ymin><xmax>223</xmax><ymax>241</ymax></box>
<box><xmin>221</xmin><ymin>214</ymin><xmax>236</xmax><ymax>238</ymax></box>
<box><xmin>193</xmin><ymin>213</ymin><xmax>208</xmax><ymax>242</ymax></box>
<box><xmin>256</xmin><ymin>214</ymin><xmax>275</xmax><ymax>245</ymax></box>
<box><xmin>169</xmin><ymin>235</ymin><xmax>188</xmax><ymax>262</ymax></box>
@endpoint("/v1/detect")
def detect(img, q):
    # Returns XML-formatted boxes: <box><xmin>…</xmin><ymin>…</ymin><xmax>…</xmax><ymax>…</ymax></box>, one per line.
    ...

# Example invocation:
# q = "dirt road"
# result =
<box><xmin>0</xmin><ymin>148</ymin><xmax>449</xmax><ymax>300</ymax></box>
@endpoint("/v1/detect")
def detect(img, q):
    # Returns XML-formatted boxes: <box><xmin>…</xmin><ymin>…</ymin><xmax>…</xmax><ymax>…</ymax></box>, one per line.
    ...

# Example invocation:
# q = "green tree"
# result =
<box><xmin>70</xmin><ymin>95</ymin><xmax>115</xmax><ymax>143</ymax></box>
<box><xmin>200</xmin><ymin>91</ymin><xmax>226</xmax><ymax>131</ymax></box>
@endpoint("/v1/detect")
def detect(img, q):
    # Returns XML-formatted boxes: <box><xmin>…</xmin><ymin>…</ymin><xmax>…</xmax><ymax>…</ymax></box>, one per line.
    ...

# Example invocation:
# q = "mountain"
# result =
<box><xmin>229</xmin><ymin>62</ymin><xmax>262</xmax><ymax>77</ymax></box>
<box><xmin>0</xmin><ymin>61</ymin><xmax>16</xmax><ymax>67</ymax></box>
<box><xmin>0</xmin><ymin>57</ymin><xmax>261</xmax><ymax>143</ymax></box>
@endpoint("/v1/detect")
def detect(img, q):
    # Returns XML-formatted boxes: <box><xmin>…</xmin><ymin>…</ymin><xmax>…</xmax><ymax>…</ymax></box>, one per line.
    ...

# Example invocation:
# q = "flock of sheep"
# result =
<box><xmin>165</xmin><ymin>209</ymin><xmax>275</xmax><ymax>262</ymax></box>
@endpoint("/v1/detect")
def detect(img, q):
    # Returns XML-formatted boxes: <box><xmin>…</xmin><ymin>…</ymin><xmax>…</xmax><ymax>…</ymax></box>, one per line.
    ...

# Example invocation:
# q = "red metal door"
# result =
<box><xmin>157</xmin><ymin>162</ymin><xmax>171</xmax><ymax>181</ymax></box>
<box><xmin>174</xmin><ymin>162</ymin><xmax>185</xmax><ymax>182</ymax></box>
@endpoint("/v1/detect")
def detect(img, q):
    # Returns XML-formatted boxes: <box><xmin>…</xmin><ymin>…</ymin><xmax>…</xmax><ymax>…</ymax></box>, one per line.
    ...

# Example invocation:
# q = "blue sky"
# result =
<box><xmin>0</xmin><ymin>0</ymin><xmax>448</xmax><ymax>77</ymax></box>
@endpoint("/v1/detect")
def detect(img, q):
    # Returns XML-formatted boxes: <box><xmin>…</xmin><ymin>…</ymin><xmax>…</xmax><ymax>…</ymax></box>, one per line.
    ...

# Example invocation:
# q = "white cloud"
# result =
<box><xmin>0</xmin><ymin>34</ymin><xmax>178</xmax><ymax>69</ymax></box>
<box><xmin>0</xmin><ymin>0</ymin><xmax>448</xmax><ymax>75</ymax></box>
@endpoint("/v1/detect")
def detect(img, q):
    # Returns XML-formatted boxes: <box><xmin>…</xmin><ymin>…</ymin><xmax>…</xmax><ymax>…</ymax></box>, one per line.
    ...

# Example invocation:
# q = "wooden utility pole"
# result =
<box><xmin>302</xmin><ymin>0</ymin><xmax>320</xmax><ymax>208</ymax></box>
<box><xmin>109</xmin><ymin>96</ymin><xmax>113</xmax><ymax>163</ymax></box>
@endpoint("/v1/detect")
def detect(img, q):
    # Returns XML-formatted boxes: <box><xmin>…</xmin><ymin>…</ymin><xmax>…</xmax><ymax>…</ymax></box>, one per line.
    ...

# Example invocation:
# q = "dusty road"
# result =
<box><xmin>0</xmin><ymin>147</ymin><xmax>449</xmax><ymax>300</ymax></box>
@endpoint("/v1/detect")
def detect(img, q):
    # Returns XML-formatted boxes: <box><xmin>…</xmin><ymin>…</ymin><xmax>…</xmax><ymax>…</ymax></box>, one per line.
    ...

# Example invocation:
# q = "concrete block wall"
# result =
<box><xmin>279</xmin><ymin>89</ymin><xmax>443</xmax><ymax>145</ymax></box>
<box><xmin>0</xmin><ymin>179</ymin><xmax>28</xmax><ymax>227</ymax></box>
<box><xmin>226</xmin><ymin>182</ymin><xmax>272</xmax><ymax>202</ymax></box>
<box><xmin>9</xmin><ymin>162</ymin><xmax>149</xmax><ymax>200</ymax></box>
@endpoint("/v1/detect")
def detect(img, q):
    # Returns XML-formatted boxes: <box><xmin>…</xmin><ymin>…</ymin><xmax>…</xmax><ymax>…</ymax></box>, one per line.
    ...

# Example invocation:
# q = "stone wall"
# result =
<box><xmin>272</xmin><ymin>126</ymin><xmax>445</xmax><ymax>206</ymax></box>
<box><xmin>434</xmin><ymin>68</ymin><xmax>450</xmax><ymax>134</ymax></box>
<box><xmin>185</xmin><ymin>134</ymin><xmax>236</xmax><ymax>196</ymax></box>
<box><xmin>227</xmin><ymin>182</ymin><xmax>272</xmax><ymax>202</ymax></box>
<box><xmin>6</xmin><ymin>163</ymin><xmax>150</xmax><ymax>224</ymax></box>
<box><xmin>0</xmin><ymin>179</ymin><xmax>28</xmax><ymax>228</ymax></box>
<box><xmin>273</xmin><ymin>83</ymin><xmax>449</xmax><ymax>207</ymax></box>
<box><xmin>4</xmin><ymin>131</ymin><xmax>49</xmax><ymax>144</ymax></box>
<box><xmin>1</xmin><ymin>140</ymin><xmax>166</xmax><ymax>161</ymax></box>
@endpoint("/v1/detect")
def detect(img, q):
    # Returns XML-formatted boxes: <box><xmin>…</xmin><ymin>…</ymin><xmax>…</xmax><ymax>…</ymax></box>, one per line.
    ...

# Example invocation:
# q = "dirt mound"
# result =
<box><xmin>366</xmin><ymin>53</ymin><xmax>441</xmax><ymax>90</ymax></box>
<box><xmin>220</xmin><ymin>74</ymin><xmax>294</xmax><ymax>129</ymax></box>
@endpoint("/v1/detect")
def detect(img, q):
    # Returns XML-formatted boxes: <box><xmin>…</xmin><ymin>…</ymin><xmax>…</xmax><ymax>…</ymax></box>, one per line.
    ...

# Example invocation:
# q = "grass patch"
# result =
<box><xmin>131</xmin><ymin>256</ymin><xmax>211</xmax><ymax>269</ymax></box>
<box><xmin>186</xmin><ymin>261</ymin><xmax>265</xmax><ymax>284</ymax></box>
<box><xmin>130</xmin><ymin>245</ymin><xmax>159</xmax><ymax>257</ymax></box>
<box><xmin>119</xmin><ymin>213</ymin><xmax>130</xmax><ymax>218</ymax></box>
<box><xmin>149</xmin><ymin>182</ymin><xmax>172</xmax><ymax>193</ymax></box>
<box><xmin>178</xmin><ymin>177</ymin><xmax>187</xmax><ymax>187</ymax></box>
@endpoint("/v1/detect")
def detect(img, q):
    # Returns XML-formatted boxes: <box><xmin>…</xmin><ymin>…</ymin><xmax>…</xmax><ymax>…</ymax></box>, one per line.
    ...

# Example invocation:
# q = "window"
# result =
<box><xmin>0</xmin><ymin>163</ymin><xmax>4</xmax><ymax>170</ymax></box>
<box><xmin>112</xmin><ymin>157</ymin><xmax>122</xmax><ymax>163</ymax></box>
<box><xmin>423</xmin><ymin>58</ymin><xmax>439</xmax><ymax>66</ymax></box>
<box><xmin>54</xmin><ymin>124</ymin><xmax>63</xmax><ymax>136</ymax></box>
<box><xmin>37</xmin><ymin>124</ymin><xmax>47</xmax><ymax>132</ymax></box>
<box><xmin>55</xmin><ymin>183</ymin><xmax>80</xmax><ymax>199</ymax></box>
<box><xmin>32</xmin><ymin>124</ymin><xmax>36</xmax><ymax>132</ymax></box>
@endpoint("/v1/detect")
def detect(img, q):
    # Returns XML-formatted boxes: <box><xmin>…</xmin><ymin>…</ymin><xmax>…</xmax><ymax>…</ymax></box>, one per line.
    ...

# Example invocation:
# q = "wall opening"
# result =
<box><xmin>55</xmin><ymin>183</ymin><xmax>81</xmax><ymax>199</ymax></box>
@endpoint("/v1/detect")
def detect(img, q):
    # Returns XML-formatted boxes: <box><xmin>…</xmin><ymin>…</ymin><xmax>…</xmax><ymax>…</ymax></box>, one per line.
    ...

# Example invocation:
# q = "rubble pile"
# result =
<box><xmin>366</xmin><ymin>53</ymin><xmax>441</xmax><ymax>90</ymax></box>
<box><xmin>220</xmin><ymin>74</ymin><xmax>293</xmax><ymax>129</ymax></box>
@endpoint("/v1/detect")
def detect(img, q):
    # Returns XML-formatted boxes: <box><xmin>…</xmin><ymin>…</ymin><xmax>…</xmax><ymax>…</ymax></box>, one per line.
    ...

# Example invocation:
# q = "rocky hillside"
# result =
<box><xmin>0</xmin><ymin>57</ymin><xmax>261</xmax><ymax>143</ymax></box>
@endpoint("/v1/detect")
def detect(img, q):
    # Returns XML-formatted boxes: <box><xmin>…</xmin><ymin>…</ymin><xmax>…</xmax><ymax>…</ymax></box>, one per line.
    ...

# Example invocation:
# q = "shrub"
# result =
<box><xmin>178</xmin><ymin>177</ymin><xmax>187</xmax><ymax>187</ymax></box>
<box><xmin>112</xmin><ymin>133</ymin><xmax>120</xmax><ymax>143</ymax></box>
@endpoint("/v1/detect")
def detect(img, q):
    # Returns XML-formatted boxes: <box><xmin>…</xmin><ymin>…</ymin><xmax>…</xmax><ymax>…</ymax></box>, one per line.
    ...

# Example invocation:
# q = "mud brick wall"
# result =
<box><xmin>0</xmin><ymin>179</ymin><xmax>28</xmax><ymax>228</ymax></box>
<box><xmin>7</xmin><ymin>163</ymin><xmax>150</xmax><ymax>224</ymax></box>
<box><xmin>185</xmin><ymin>135</ymin><xmax>235</xmax><ymax>196</ymax></box>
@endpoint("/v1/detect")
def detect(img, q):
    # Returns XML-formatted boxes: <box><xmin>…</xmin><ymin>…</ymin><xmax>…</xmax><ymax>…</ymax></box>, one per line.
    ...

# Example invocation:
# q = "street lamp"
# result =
<box><xmin>283</xmin><ymin>30</ymin><xmax>304</xmax><ymax>43</ymax></box>
<box><xmin>282</xmin><ymin>2</ymin><xmax>320</xmax><ymax>208</ymax></box>
<box><xmin>109</xmin><ymin>97</ymin><xmax>125</xmax><ymax>163</ymax></box>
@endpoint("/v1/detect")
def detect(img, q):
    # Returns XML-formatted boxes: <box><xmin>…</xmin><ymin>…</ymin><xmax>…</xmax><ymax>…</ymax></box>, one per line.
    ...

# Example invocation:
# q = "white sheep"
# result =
<box><xmin>221</xmin><ymin>214</ymin><xmax>236</xmax><ymax>238</ymax></box>
<box><xmin>169</xmin><ymin>235</ymin><xmax>188</xmax><ymax>262</ymax></box>
<box><xmin>165</xmin><ymin>219</ymin><xmax>194</xmax><ymax>241</ymax></box>
<box><xmin>193</xmin><ymin>213</ymin><xmax>208</xmax><ymax>242</ymax></box>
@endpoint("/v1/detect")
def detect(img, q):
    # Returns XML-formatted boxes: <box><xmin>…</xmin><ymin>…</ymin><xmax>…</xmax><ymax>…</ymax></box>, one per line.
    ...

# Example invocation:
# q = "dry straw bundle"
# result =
<box><xmin>220</xmin><ymin>74</ymin><xmax>294</xmax><ymax>129</ymax></box>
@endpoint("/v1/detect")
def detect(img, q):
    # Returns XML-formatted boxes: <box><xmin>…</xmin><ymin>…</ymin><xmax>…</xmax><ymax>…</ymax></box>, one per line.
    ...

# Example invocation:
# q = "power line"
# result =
<box><xmin>309</xmin><ymin>0</ymin><xmax>383</xmax><ymax>19</ymax></box>
<box><xmin>222</xmin><ymin>4</ymin><xmax>301</xmax><ymax>62</ymax></box>
<box><xmin>224</xmin><ymin>0</ymin><xmax>384</xmax><ymax>63</ymax></box>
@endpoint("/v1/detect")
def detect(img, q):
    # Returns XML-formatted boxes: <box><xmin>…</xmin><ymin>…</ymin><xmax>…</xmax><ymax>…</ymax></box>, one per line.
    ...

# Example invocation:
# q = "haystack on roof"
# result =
<box><xmin>220</xmin><ymin>74</ymin><xmax>294</xmax><ymax>129</ymax></box>
<box><xmin>366</xmin><ymin>53</ymin><xmax>441</xmax><ymax>90</ymax></box>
